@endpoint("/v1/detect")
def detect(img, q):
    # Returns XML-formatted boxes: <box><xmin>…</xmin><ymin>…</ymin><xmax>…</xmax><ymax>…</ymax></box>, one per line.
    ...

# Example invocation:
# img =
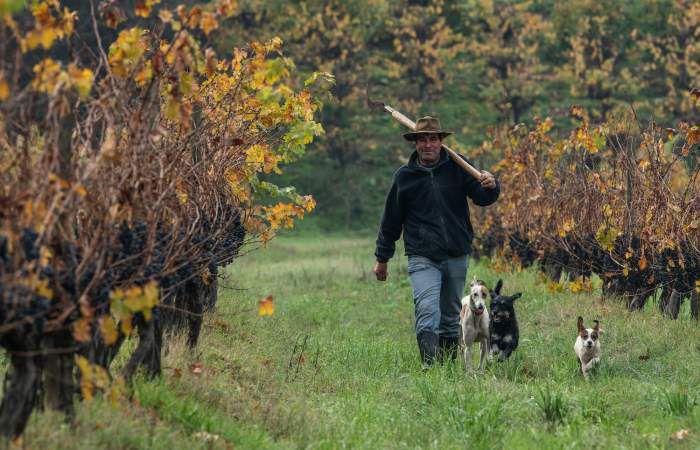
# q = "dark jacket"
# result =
<box><xmin>375</xmin><ymin>148</ymin><xmax>500</xmax><ymax>263</ymax></box>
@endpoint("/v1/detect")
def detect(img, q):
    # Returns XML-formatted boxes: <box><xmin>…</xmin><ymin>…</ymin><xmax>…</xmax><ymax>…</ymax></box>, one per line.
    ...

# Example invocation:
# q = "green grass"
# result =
<box><xmin>11</xmin><ymin>233</ymin><xmax>700</xmax><ymax>448</ymax></box>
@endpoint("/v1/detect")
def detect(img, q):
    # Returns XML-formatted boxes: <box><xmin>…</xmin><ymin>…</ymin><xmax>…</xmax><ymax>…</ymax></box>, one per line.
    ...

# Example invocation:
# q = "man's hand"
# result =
<box><xmin>374</xmin><ymin>261</ymin><xmax>388</xmax><ymax>281</ymax></box>
<box><xmin>479</xmin><ymin>170</ymin><xmax>497</xmax><ymax>189</ymax></box>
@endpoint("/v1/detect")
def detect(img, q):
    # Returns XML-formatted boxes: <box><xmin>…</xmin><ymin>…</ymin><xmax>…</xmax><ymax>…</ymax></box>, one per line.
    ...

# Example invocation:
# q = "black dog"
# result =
<box><xmin>489</xmin><ymin>279</ymin><xmax>522</xmax><ymax>361</ymax></box>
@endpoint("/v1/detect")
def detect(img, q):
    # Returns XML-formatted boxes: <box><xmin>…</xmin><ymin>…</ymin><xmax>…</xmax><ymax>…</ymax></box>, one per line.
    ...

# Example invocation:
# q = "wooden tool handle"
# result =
<box><xmin>442</xmin><ymin>145</ymin><xmax>483</xmax><ymax>180</ymax></box>
<box><xmin>385</xmin><ymin>106</ymin><xmax>483</xmax><ymax>179</ymax></box>
<box><xmin>388</xmin><ymin>108</ymin><xmax>416</xmax><ymax>129</ymax></box>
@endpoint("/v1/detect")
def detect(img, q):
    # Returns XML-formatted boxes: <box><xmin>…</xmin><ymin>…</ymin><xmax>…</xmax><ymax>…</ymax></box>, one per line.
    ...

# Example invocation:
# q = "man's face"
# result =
<box><xmin>415</xmin><ymin>133</ymin><xmax>442</xmax><ymax>165</ymax></box>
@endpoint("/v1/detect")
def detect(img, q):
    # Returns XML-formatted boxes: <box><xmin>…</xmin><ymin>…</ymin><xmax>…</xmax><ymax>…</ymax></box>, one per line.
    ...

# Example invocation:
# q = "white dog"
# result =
<box><xmin>459</xmin><ymin>277</ymin><xmax>490</xmax><ymax>372</ymax></box>
<box><xmin>574</xmin><ymin>316</ymin><xmax>601</xmax><ymax>379</ymax></box>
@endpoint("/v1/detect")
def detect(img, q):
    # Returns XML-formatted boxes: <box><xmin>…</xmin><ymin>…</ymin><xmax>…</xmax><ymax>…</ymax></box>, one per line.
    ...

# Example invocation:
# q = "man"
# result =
<box><xmin>373</xmin><ymin>116</ymin><xmax>499</xmax><ymax>368</ymax></box>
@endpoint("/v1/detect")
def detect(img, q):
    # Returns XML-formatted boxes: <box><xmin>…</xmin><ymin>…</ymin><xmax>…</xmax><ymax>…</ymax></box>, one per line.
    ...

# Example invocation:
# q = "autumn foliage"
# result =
<box><xmin>473</xmin><ymin>110</ymin><xmax>699</xmax><ymax>317</ymax></box>
<box><xmin>220</xmin><ymin>0</ymin><xmax>700</xmax><ymax>226</ymax></box>
<box><xmin>0</xmin><ymin>0</ymin><xmax>329</xmax><ymax>438</ymax></box>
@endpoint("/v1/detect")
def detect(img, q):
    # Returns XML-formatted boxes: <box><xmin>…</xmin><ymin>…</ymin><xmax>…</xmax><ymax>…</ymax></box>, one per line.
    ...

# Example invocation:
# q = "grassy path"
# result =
<box><xmin>16</xmin><ymin>234</ymin><xmax>700</xmax><ymax>448</ymax></box>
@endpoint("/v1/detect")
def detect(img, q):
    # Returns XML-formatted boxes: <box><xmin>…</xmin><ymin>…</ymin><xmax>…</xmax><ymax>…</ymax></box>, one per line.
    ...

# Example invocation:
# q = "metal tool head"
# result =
<box><xmin>365</xmin><ymin>84</ymin><xmax>386</xmax><ymax>111</ymax></box>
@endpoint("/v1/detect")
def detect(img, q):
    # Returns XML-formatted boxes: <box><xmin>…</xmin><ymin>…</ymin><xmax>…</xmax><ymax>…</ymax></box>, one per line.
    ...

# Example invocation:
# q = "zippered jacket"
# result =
<box><xmin>375</xmin><ymin>148</ymin><xmax>500</xmax><ymax>263</ymax></box>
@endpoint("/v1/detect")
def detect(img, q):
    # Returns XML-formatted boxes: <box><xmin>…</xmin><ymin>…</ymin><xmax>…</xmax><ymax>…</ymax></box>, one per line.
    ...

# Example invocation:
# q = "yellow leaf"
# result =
<box><xmin>178</xmin><ymin>71</ymin><xmax>196</xmax><ymax>95</ymax></box>
<box><xmin>246</xmin><ymin>144</ymin><xmax>267</xmax><ymax>166</ymax></box>
<box><xmin>75</xmin><ymin>355</ymin><xmax>90</xmax><ymax>374</ymax></box>
<box><xmin>595</xmin><ymin>224</ymin><xmax>618</xmax><ymax>252</ymax></box>
<box><xmin>99</xmin><ymin>315</ymin><xmax>118</xmax><ymax>345</ymax></box>
<box><xmin>186</xmin><ymin>6</ymin><xmax>202</xmax><ymax>28</ymax></box>
<box><xmin>24</xmin><ymin>26</ymin><xmax>59</xmax><ymax>51</ymax></box>
<box><xmin>201</xmin><ymin>267</ymin><xmax>211</xmax><ymax>285</ymax></box>
<box><xmin>135</xmin><ymin>0</ymin><xmax>161</xmax><ymax>18</ymax></box>
<box><xmin>120</xmin><ymin>315</ymin><xmax>133</xmax><ymax>335</ymax></box>
<box><xmin>48</xmin><ymin>172</ymin><xmax>70</xmax><ymax>189</ymax></box>
<box><xmin>175</xmin><ymin>188</ymin><xmax>189</xmax><ymax>205</ymax></box>
<box><xmin>258</xmin><ymin>294</ymin><xmax>274</xmax><ymax>317</ymax></box>
<box><xmin>0</xmin><ymin>73</ymin><xmax>9</xmax><ymax>101</ymax></box>
<box><xmin>75</xmin><ymin>355</ymin><xmax>94</xmax><ymax>400</ymax></box>
<box><xmin>218</xmin><ymin>0</ymin><xmax>238</xmax><ymax>17</ymax></box>
<box><xmin>264</xmin><ymin>202</ymin><xmax>305</xmax><ymax>230</ymax></box>
<box><xmin>569</xmin><ymin>278</ymin><xmax>583</xmax><ymax>293</ymax></box>
<box><xmin>164</xmin><ymin>95</ymin><xmax>181</xmax><ymax>122</ymax></box>
<box><xmin>134</xmin><ymin>61</ymin><xmax>153</xmax><ymax>87</ymax></box>
<box><xmin>199</xmin><ymin>12</ymin><xmax>218</xmax><ymax>36</ymax></box>
<box><xmin>299</xmin><ymin>195</ymin><xmax>315</xmax><ymax>212</ymax></box>
<box><xmin>602</xmin><ymin>204</ymin><xmax>613</xmax><ymax>218</ymax></box>
<box><xmin>108</xmin><ymin>28</ymin><xmax>148</xmax><ymax>79</ymax></box>
<box><xmin>73</xmin><ymin>317</ymin><xmax>92</xmax><ymax>343</ymax></box>
<box><xmin>39</xmin><ymin>246</ymin><xmax>52</xmax><ymax>266</ymax></box>
<box><xmin>110</xmin><ymin>281</ymin><xmax>159</xmax><ymax>322</ymax></box>
<box><xmin>559</xmin><ymin>218</ymin><xmax>574</xmax><ymax>237</ymax></box>
<box><xmin>622</xmin><ymin>266</ymin><xmax>629</xmax><ymax>277</ymax></box>
<box><xmin>546</xmin><ymin>281</ymin><xmax>564</xmax><ymax>293</ymax></box>
<box><xmin>36</xmin><ymin>278</ymin><xmax>53</xmax><ymax>299</ymax></box>
<box><xmin>107</xmin><ymin>376</ymin><xmax>125</xmax><ymax>406</ymax></box>
<box><xmin>31</xmin><ymin>58</ymin><xmax>62</xmax><ymax>94</ymax></box>
<box><xmin>67</xmin><ymin>63</ymin><xmax>93</xmax><ymax>98</ymax></box>
<box><xmin>17</xmin><ymin>273</ymin><xmax>53</xmax><ymax>300</ymax></box>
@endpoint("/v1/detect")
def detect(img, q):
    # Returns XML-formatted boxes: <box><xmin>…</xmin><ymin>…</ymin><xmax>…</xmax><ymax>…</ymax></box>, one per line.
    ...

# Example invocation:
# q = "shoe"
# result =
<box><xmin>416</xmin><ymin>331</ymin><xmax>439</xmax><ymax>368</ymax></box>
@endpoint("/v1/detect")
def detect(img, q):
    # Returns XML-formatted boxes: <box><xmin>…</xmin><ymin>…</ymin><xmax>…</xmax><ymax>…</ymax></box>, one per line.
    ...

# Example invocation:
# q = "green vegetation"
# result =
<box><xmin>15</xmin><ymin>234</ymin><xmax>700</xmax><ymax>448</ymax></box>
<box><xmin>217</xmin><ymin>0</ymin><xmax>700</xmax><ymax>228</ymax></box>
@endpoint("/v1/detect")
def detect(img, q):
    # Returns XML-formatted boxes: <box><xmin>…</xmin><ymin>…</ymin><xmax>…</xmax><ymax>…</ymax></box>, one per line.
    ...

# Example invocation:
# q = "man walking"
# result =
<box><xmin>373</xmin><ymin>116</ymin><xmax>499</xmax><ymax>368</ymax></box>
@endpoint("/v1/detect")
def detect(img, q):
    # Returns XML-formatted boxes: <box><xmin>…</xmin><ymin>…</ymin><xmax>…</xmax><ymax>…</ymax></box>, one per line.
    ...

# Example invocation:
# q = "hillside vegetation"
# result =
<box><xmin>14</xmin><ymin>234</ymin><xmax>700</xmax><ymax>449</ymax></box>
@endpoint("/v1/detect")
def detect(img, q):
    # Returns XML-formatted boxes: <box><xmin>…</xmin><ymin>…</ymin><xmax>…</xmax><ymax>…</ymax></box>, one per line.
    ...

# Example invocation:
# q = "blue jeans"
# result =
<box><xmin>407</xmin><ymin>255</ymin><xmax>468</xmax><ymax>339</ymax></box>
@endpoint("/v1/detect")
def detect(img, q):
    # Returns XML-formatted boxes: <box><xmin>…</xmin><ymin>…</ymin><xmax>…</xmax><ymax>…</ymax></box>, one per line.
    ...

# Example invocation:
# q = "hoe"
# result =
<box><xmin>367</xmin><ymin>88</ymin><xmax>483</xmax><ymax>179</ymax></box>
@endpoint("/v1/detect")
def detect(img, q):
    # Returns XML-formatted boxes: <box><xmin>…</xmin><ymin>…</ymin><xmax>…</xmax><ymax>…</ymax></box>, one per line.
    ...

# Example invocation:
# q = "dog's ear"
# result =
<box><xmin>510</xmin><ymin>293</ymin><xmax>522</xmax><ymax>301</ymax></box>
<box><xmin>494</xmin><ymin>279</ymin><xmax>503</xmax><ymax>295</ymax></box>
<box><xmin>593</xmin><ymin>319</ymin><xmax>600</xmax><ymax>334</ymax></box>
<box><xmin>577</xmin><ymin>316</ymin><xmax>585</xmax><ymax>333</ymax></box>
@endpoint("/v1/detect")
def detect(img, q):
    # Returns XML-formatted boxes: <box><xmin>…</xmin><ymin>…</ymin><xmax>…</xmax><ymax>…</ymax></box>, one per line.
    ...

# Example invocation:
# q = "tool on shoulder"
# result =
<box><xmin>367</xmin><ymin>90</ymin><xmax>483</xmax><ymax>180</ymax></box>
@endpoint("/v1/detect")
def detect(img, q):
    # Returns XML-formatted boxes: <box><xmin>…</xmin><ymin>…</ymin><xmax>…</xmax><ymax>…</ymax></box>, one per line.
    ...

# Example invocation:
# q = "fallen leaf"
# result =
<box><xmin>190</xmin><ymin>363</ymin><xmax>203</xmax><ymax>375</ymax></box>
<box><xmin>258</xmin><ymin>294</ymin><xmax>274</xmax><ymax>317</ymax></box>
<box><xmin>671</xmin><ymin>429</ymin><xmax>689</xmax><ymax>440</ymax></box>
<box><xmin>638</xmin><ymin>255</ymin><xmax>647</xmax><ymax>271</ymax></box>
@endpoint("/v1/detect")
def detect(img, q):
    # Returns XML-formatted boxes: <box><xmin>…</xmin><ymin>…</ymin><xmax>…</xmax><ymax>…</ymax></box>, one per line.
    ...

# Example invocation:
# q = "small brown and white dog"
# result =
<box><xmin>574</xmin><ymin>316</ymin><xmax>601</xmax><ymax>379</ymax></box>
<box><xmin>459</xmin><ymin>278</ymin><xmax>490</xmax><ymax>372</ymax></box>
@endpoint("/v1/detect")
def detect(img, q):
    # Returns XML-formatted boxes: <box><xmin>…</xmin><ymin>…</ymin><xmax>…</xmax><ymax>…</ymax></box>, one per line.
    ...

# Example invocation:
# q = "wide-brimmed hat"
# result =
<box><xmin>403</xmin><ymin>116</ymin><xmax>453</xmax><ymax>141</ymax></box>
